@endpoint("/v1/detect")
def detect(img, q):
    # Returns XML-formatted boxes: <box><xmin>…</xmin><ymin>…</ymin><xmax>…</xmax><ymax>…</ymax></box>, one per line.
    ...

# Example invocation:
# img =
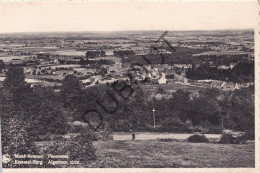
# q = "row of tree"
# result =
<box><xmin>85</xmin><ymin>50</ymin><xmax>106</xmax><ymax>58</ymax></box>
<box><xmin>113</xmin><ymin>50</ymin><xmax>135</xmax><ymax>57</ymax></box>
<box><xmin>186</xmin><ymin>61</ymin><xmax>254</xmax><ymax>83</ymax></box>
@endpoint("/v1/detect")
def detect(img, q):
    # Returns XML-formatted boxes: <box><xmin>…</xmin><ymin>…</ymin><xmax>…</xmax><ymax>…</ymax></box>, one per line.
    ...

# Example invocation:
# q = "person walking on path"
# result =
<box><xmin>130</xmin><ymin>129</ymin><xmax>135</xmax><ymax>140</ymax></box>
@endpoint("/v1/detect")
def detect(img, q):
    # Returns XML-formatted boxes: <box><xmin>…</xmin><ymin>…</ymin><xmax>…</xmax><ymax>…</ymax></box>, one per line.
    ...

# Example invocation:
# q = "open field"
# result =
<box><xmin>193</xmin><ymin>50</ymin><xmax>251</xmax><ymax>56</ymax></box>
<box><xmin>0</xmin><ymin>55</ymin><xmax>29</xmax><ymax>62</ymax></box>
<box><xmin>86</xmin><ymin>140</ymin><xmax>254</xmax><ymax>168</ymax></box>
<box><xmin>49</xmin><ymin>50</ymin><xmax>86</xmax><ymax>56</ymax></box>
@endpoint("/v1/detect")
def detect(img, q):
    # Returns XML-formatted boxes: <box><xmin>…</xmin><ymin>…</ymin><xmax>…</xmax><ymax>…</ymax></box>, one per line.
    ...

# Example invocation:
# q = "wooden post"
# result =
<box><xmin>152</xmin><ymin>108</ymin><xmax>156</xmax><ymax>127</ymax></box>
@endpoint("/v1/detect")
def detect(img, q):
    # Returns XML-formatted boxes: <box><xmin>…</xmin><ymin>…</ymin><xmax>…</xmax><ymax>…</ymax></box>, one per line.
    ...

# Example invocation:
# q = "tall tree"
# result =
<box><xmin>3</xmin><ymin>66</ymin><xmax>31</xmax><ymax>102</ymax></box>
<box><xmin>4</xmin><ymin>66</ymin><xmax>26</xmax><ymax>90</ymax></box>
<box><xmin>170</xmin><ymin>89</ymin><xmax>191</xmax><ymax>121</ymax></box>
<box><xmin>60</xmin><ymin>75</ymin><xmax>83</xmax><ymax>108</ymax></box>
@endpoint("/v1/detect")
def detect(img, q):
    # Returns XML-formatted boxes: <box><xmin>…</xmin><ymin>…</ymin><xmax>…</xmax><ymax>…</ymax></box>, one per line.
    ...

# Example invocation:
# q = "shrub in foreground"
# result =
<box><xmin>70</xmin><ymin>121</ymin><xmax>112</xmax><ymax>141</ymax></box>
<box><xmin>244</xmin><ymin>129</ymin><xmax>254</xmax><ymax>140</ymax></box>
<box><xmin>219</xmin><ymin>133</ymin><xmax>246</xmax><ymax>144</ymax></box>
<box><xmin>43</xmin><ymin>131</ymin><xmax>96</xmax><ymax>167</ymax></box>
<box><xmin>187</xmin><ymin>134</ymin><xmax>209</xmax><ymax>143</ymax></box>
<box><xmin>95</xmin><ymin>123</ymin><xmax>113</xmax><ymax>141</ymax></box>
<box><xmin>2</xmin><ymin>117</ymin><xmax>39</xmax><ymax>168</ymax></box>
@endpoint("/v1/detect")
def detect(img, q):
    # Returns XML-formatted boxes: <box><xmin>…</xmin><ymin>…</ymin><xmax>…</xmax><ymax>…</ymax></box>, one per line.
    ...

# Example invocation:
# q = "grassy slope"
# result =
<box><xmin>86</xmin><ymin>140</ymin><xmax>254</xmax><ymax>168</ymax></box>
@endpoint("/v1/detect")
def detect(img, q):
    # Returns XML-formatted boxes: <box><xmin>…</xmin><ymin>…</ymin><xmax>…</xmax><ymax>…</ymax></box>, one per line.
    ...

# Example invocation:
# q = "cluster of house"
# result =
<box><xmin>126</xmin><ymin>64</ymin><xmax>190</xmax><ymax>85</ymax></box>
<box><xmin>24</xmin><ymin>65</ymin><xmax>102</xmax><ymax>77</ymax></box>
<box><xmin>36</xmin><ymin>52</ymin><xmax>83</xmax><ymax>62</ymax></box>
<box><xmin>210</xmin><ymin>44</ymin><xmax>251</xmax><ymax>52</ymax></box>
<box><xmin>212</xmin><ymin>81</ymin><xmax>252</xmax><ymax>91</ymax></box>
<box><xmin>24</xmin><ymin>66</ymin><xmax>59</xmax><ymax>75</ymax></box>
<box><xmin>80</xmin><ymin>61</ymin><xmax>123</xmax><ymax>87</ymax></box>
<box><xmin>1</xmin><ymin>50</ymin><xmax>33</xmax><ymax>56</ymax></box>
<box><xmin>197</xmin><ymin>79</ymin><xmax>252</xmax><ymax>91</ymax></box>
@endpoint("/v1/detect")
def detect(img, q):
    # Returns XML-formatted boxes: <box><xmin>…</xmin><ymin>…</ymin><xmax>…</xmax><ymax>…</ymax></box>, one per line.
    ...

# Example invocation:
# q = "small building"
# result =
<box><xmin>158</xmin><ymin>73</ymin><xmax>166</xmax><ymax>84</ymax></box>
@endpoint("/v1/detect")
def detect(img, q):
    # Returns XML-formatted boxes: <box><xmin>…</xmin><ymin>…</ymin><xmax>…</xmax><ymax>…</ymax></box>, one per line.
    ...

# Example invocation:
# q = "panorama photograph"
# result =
<box><xmin>0</xmin><ymin>1</ymin><xmax>256</xmax><ymax>169</ymax></box>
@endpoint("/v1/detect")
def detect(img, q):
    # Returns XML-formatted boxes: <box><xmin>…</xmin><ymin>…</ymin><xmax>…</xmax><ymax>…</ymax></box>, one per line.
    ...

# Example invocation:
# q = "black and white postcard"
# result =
<box><xmin>0</xmin><ymin>1</ymin><xmax>258</xmax><ymax>172</ymax></box>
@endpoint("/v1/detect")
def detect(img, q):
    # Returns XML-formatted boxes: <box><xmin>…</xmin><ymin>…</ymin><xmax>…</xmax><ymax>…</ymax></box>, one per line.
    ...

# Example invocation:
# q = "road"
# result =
<box><xmin>113</xmin><ymin>132</ymin><xmax>221</xmax><ymax>141</ymax></box>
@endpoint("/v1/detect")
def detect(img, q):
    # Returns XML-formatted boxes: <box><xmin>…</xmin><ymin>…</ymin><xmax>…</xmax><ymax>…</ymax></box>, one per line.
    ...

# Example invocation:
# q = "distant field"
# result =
<box><xmin>86</xmin><ymin>140</ymin><xmax>254</xmax><ymax>168</ymax></box>
<box><xmin>47</xmin><ymin>64</ymin><xmax>82</xmax><ymax>68</ymax></box>
<box><xmin>0</xmin><ymin>55</ymin><xmax>28</xmax><ymax>62</ymax></box>
<box><xmin>0</xmin><ymin>76</ymin><xmax>42</xmax><ymax>83</ymax></box>
<box><xmin>26</xmin><ymin>74</ymin><xmax>64</xmax><ymax>81</ymax></box>
<box><xmin>193</xmin><ymin>50</ymin><xmax>250</xmax><ymax>56</ymax></box>
<box><xmin>7</xmin><ymin>47</ymin><xmax>59</xmax><ymax>53</ymax></box>
<box><xmin>49</xmin><ymin>50</ymin><xmax>86</xmax><ymax>56</ymax></box>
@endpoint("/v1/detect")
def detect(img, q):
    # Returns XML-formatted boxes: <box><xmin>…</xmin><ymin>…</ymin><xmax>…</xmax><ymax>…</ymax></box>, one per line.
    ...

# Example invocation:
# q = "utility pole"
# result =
<box><xmin>152</xmin><ymin>108</ymin><xmax>156</xmax><ymax>127</ymax></box>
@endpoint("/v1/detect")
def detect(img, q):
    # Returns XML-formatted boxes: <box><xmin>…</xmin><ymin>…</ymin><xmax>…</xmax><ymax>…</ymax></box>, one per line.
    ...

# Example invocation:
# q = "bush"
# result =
<box><xmin>2</xmin><ymin>117</ymin><xmax>39</xmax><ymax>168</ymax></box>
<box><xmin>112</xmin><ymin>120</ymin><xmax>132</xmax><ymax>132</ymax></box>
<box><xmin>25</xmin><ymin>100</ymin><xmax>70</xmax><ymax>136</ymax></box>
<box><xmin>187</xmin><ymin>134</ymin><xmax>209</xmax><ymax>143</ymax></box>
<box><xmin>219</xmin><ymin>133</ymin><xmax>247</xmax><ymax>144</ymax></box>
<box><xmin>244</xmin><ymin>129</ymin><xmax>254</xmax><ymax>140</ymax></box>
<box><xmin>159</xmin><ymin>118</ymin><xmax>192</xmax><ymax>133</ymax></box>
<box><xmin>94</xmin><ymin>123</ymin><xmax>113</xmax><ymax>141</ymax></box>
<box><xmin>69</xmin><ymin>132</ymin><xmax>96</xmax><ymax>160</ymax></box>
<box><xmin>43</xmin><ymin>131</ymin><xmax>96</xmax><ymax>167</ymax></box>
<box><xmin>70</xmin><ymin>122</ymin><xmax>112</xmax><ymax>141</ymax></box>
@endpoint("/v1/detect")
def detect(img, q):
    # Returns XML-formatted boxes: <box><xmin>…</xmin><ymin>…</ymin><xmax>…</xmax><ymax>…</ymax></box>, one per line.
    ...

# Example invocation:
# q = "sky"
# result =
<box><xmin>0</xmin><ymin>1</ymin><xmax>258</xmax><ymax>33</ymax></box>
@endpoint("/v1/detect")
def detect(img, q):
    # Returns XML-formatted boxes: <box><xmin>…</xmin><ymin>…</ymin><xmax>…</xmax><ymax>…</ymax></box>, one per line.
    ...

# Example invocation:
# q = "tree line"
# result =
<box><xmin>186</xmin><ymin>61</ymin><xmax>254</xmax><ymax>83</ymax></box>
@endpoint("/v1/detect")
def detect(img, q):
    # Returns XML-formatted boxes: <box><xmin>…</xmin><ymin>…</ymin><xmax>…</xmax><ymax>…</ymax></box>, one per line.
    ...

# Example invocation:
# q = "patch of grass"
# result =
<box><xmin>35</xmin><ymin>140</ymin><xmax>254</xmax><ymax>168</ymax></box>
<box><xmin>86</xmin><ymin>140</ymin><xmax>254</xmax><ymax>168</ymax></box>
<box><xmin>158</xmin><ymin>138</ymin><xmax>179</xmax><ymax>142</ymax></box>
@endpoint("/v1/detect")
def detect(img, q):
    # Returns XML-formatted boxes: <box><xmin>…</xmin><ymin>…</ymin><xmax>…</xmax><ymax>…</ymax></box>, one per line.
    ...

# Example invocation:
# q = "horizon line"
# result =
<box><xmin>0</xmin><ymin>28</ymin><xmax>254</xmax><ymax>35</ymax></box>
